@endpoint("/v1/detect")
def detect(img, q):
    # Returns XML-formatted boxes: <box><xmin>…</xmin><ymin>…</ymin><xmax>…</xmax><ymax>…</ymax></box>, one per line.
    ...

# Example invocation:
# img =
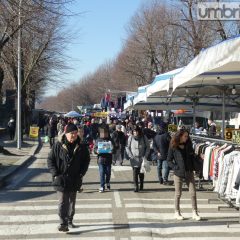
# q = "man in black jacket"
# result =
<box><xmin>47</xmin><ymin>123</ymin><xmax>90</xmax><ymax>232</ymax></box>
<box><xmin>153</xmin><ymin>124</ymin><xmax>171</xmax><ymax>185</ymax></box>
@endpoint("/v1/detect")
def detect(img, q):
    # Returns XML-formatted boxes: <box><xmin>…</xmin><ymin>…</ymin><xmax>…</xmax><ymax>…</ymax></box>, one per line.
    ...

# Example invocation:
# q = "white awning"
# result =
<box><xmin>173</xmin><ymin>36</ymin><xmax>240</xmax><ymax>92</ymax></box>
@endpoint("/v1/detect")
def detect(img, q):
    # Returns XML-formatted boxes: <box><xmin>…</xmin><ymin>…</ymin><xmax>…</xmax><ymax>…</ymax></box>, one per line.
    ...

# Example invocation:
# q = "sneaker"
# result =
<box><xmin>174</xmin><ymin>211</ymin><xmax>184</xmax><ymax>220</ymax></box>
<box><xmin>192</xmin><ymin>210</ymin><xmax>201</xmax><ymax>221</ymax></box>
<box><xmin>58</xmin><ymin>224</ymin><xmax>69</xmax><ymax>232</ymax></box>
<box><xmin>99</xmin><ymin>187</ymin><xmax>104</xmax><ymax>193</ymax></box>
<box><xmin>159</xmin><ymin>178</ymin><xmax>164</xmax><ymax>184</ymax></box>
<box><xmin>106</xmin><ymin>184</ymin><xmax>111</xmax><ymax>190</ymax></box>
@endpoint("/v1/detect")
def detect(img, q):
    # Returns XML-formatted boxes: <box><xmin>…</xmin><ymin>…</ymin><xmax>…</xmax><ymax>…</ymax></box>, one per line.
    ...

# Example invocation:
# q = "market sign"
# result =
<box><xmin>232</xmin><ymin>130</ymin><xmax>240</xmax><ymax>144</ymax></box>
<box><xmin>225</xmin><ymin>128</ymin><xmax>235</xmax><ymax>141</ymax></box>
<box><xmin>92</xmin><ymin>112</ymin><xmax>108</xmax><ymax>118</ymax></box>
<box><xmin>168</xmin><ymin>124</ymin><xmax>177</xmax><ymax>132</ymax></box>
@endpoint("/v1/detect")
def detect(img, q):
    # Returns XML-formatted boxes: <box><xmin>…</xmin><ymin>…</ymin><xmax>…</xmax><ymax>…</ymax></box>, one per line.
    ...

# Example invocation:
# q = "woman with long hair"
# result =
<box><xmin>126</xmin><ymin>125</ymin><xmax>150</xmax><ymax>192</ymax></box>
<box><xmin>167</xmin><ymin>129</ymin><xmax>201</xmax><ymax>221</ymax></box>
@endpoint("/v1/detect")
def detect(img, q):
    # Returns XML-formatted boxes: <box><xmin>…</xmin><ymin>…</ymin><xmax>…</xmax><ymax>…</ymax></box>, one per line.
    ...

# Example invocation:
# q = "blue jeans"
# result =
<box><xmin>98</xmin><ymin>163</ymin><xmax>111</xmax><ymax>188</ymax></box>
<box><xmin>157</xmin><ymin>159</ymin><xmax>169</xmax><ymax>182</ymax></box>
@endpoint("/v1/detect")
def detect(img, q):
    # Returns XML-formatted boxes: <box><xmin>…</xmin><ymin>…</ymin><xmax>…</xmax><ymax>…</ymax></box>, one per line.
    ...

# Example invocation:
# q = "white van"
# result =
<box><xmin>171</xmin><ymin>110</ymin><xmax>210</xmax><ymax>132</ymax></box>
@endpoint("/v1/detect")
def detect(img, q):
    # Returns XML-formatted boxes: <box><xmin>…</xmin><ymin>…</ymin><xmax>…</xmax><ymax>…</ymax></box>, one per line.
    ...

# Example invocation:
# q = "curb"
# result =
<box><xmin>0</xmin><ymin>138</ymin><xmax>41</xmax><ymax>188</ymax></box>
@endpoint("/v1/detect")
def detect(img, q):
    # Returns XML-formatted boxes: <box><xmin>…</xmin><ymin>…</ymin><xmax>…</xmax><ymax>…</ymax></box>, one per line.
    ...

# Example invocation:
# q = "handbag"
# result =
<box><xmin>140</xmin><ymin>157</ymin><xmax>151</xmax><ymax>173</ymax></box>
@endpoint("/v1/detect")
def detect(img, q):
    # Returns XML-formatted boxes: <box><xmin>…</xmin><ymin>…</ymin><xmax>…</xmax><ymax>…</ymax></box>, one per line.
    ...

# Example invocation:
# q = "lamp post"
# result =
<box><xmin>17</xmin><ymin>0</ymin><xmax>22</xmax><ymax>149</ymax></box>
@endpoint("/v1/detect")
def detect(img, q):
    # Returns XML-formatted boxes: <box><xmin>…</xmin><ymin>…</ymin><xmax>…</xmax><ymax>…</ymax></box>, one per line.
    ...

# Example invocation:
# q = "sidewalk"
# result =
<box><xmin>0</xmin><ymin>134</ymin><xmax>40</xmax><ymax>187</ymax></box>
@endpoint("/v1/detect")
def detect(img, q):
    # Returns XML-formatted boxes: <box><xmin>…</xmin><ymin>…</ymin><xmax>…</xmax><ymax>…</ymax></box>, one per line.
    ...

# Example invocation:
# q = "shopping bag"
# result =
<box><xmin>44</xmin><ymin>136</ymin><xmax>49</xmax><ymax>143</ymax></box>
<box><xmin>140</xmin><ymin>157</ymin><xmax>151</xmax><ymax>173</ymax></box>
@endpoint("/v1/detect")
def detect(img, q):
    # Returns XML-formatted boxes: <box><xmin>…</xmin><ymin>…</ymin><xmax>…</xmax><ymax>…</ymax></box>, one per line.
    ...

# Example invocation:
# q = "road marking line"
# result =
<box><xmin>127</xmin><ymin>212</ymin><xmax>240</xmax><ymax>220</ymax></box>
<box><xmin>114</xmin><ymin>190</ymin><xmax>122</xmax><ymax>208</ymax></box>
<box><xmin>0</xmin><ymin>204</ymin><xmax>112</xmax><ymax>211</ymax></box>
<box><xmin>0</xmin><ymin>222</ymin><xmax>115</xmax><ymax>235</ymax></box>
<box><xmin>0</xmin><ymin>213</ymin><xmax>113</xmax><ymax>222</ymax></box>
<box><xmin>128</xmin><ymin>222</ymin><xmax>240</xmax><ymax>233</ymax></box>
<box><xmin>0</xmin><ymin>198</ymin><xmax>111</xmax><ymax>203</ymax></box>
<box><xmin>125</xmin><ymin>203</ymin><xmax>226</xmax><ymax>209</ymax></box>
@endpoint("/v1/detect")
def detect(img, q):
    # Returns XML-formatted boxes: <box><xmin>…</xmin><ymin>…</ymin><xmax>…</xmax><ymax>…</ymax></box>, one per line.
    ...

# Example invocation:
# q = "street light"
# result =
<box><xmin>17</xmin><ymin>0</ymin><xmax>22</xmax><ymax>149</ymax></box>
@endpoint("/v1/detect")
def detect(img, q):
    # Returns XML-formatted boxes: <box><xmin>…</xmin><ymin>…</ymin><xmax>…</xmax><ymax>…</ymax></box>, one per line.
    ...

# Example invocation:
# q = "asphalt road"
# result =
<box><xmin>0</xmin><ymin>142</ymin><xmax>239</xmax><ymax>239</ymax></box>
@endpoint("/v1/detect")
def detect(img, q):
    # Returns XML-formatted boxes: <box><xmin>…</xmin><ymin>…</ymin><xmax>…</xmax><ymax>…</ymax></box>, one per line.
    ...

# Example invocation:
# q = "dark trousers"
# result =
<box><xmin>9</xmin><ymin>129</ymin><xmax>15</xmax><ymax>140</ymax></box>
<box><xmin>49</xmin><ymin>137</ymin><xmax>55</xmax><ymax>148</ymax></box>
<box><xmin>133</xmin><ymin>167</ymin><xmax>144</xmax><ymax>190</ymax></box>
<box><xmin>57</xmin><ymin>191</ymin><xmax>77</xmax><ymax>225</ymax></box>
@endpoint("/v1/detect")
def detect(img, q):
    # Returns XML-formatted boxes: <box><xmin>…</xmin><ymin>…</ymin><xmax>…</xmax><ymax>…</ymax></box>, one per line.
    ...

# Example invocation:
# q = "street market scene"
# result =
<box><xmin>0</xmin><ymin>0</ymin><xmax>240</xmax><ymax>239</ymax></box>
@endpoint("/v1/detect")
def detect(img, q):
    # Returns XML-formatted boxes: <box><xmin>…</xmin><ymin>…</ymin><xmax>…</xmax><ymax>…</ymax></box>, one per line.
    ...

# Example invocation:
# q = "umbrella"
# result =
<box><xmin>64</xmin><ymin>111</ymin><xmax>81</xmax><ymax>118</ymax></box>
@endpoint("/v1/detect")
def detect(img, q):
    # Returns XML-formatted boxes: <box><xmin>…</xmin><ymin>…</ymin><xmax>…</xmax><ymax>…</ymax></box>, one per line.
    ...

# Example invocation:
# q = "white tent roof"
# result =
<box><xmin>173</xmin><ymin>36</ymin><xmax>240</xmax><ymax>91</ymax></box>
<box><xmin>133</xmin><ymin>96</ymin><xmax>240</xmax><ymax>112</ymax></box>
<box><xmin>146</xmin><ymin>68</ymin><xmax>183</xmax><ymax>97</ymax></box>
<box><xmin>133</xmin><ymin>85</ymin><xmax>149</xmax><ymax>105</ymax></box>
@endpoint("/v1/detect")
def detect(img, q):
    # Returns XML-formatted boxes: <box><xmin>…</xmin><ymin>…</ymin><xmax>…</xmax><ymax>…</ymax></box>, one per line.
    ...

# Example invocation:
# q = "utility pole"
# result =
<box><xmin>17</xmin><ymin>0</ymin><xmax>22</xmax><ymax>149</ymax></box>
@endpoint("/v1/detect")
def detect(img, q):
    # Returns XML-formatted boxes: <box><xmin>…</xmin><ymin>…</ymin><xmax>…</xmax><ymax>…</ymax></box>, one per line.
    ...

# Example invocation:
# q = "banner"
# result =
<box><xmin>29</xmin><ymin>126</ymin><xmax>39</xmax><ymax>138</ymax></box>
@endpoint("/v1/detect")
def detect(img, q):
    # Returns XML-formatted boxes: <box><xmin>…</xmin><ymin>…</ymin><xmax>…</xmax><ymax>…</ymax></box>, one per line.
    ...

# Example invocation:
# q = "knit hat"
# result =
<box><xmin>65</xmin><ymin>123</ymin><xmax>78</xmax><ymax>134</ymax></box>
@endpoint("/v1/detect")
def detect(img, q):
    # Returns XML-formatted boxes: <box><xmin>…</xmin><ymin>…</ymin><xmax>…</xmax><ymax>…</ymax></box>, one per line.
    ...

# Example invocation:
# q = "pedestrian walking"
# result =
<box><xmin>47</xmin><ymin>123</ymin><xmax>90</xmax><ymax>232</ymax></box>
<box><xmin>95</xmin><ymin>128</ymin><xmax>115</xmax><ymax>193</ymax></box>
<box><xmin>126</xmin><ymin>125</ymin><xmax>150</xmax><ymax>192</ymax></box>
<box><xmin>111</xmin><ymin>125</ymin><xmax>126</xmax><ymax>165</ymax></box>
<box><xmin>167</xmin><ymin>129</ymin><xmax>201</xmax><ymax>221</ymax></box>
<box><xmin>7</xmin><ymin>116</ymin><xmax>15</xmax><ymax>140</ymax></box>
<box><xmin>46</xmin><ymin>115</ymin><xmax>58</xmax><ymax>148</ymax></box>
<box><xmin>153</xmin><ymin>123</ymin><xmax>172</xmax><ymax>185</ymax></box>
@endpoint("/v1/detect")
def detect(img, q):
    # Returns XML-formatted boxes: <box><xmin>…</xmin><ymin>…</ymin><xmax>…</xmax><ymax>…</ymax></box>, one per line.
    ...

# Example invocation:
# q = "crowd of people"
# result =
<box><xmin>45</xmin><ymin>114</ymin><xmax>206</xmax><ymax>232</ymax></box>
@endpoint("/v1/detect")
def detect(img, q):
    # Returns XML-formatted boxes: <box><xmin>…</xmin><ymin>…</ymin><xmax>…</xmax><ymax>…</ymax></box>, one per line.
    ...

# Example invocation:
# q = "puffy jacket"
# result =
<box><xmin>47</xmin><ymin>135</ymin><xmax>90</xmax><ymax>192</ymax></box>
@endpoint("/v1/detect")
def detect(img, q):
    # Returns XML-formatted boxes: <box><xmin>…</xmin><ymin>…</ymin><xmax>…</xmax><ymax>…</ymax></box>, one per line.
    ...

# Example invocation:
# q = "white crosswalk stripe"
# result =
<box><xmin>1</xmin><ymin>146</ymin><xmax>240</xmax><ymax>239</ymax></box>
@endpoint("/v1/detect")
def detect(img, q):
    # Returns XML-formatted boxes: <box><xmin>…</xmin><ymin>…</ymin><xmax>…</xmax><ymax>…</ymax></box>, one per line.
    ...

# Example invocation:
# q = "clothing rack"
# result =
<box><xmin>190</xmin><ymin>135</ymin><xmax>240</xmax><ymax>226</ymax></box>
<box><xmin>190</xmin><ymin>135</ymin><xmax>239</xmax><ymax>146</ymax></box>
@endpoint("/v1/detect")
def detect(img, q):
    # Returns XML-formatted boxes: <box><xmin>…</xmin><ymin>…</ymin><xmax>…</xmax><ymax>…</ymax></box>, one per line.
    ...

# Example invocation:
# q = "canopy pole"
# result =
<box><xmin>193</xmin><ymin>100</ymin><xmax>196</xmax><ymax>134</ymax></box>
<box><xmin>191</xmin><ymin>96</ymin><xmax>198</xmax><ymax>134</ymax></box>
<box><xmin>221</xmin><ymin>89</ymin><xmax>226</xmax><ymax>139</ymax></box>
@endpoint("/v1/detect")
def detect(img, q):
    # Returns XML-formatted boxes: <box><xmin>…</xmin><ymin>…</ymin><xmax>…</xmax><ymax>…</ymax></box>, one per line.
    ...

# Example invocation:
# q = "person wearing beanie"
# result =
<box><xmin>47</xmin><ymin>123</ymin><xmax>90</xmax><ymax>232</ymax></box>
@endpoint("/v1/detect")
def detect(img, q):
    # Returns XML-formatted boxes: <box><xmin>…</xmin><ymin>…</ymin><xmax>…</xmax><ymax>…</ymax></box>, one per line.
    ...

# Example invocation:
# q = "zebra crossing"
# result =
<box><xmin>0</xmin><ymin>194</ymin><xmax>239</xmax><ymax>239</ymax></box>
<box><xmin>0</xmin><ymin>143</ymin><xmax>240</xmax><ymax>239</ymax></box>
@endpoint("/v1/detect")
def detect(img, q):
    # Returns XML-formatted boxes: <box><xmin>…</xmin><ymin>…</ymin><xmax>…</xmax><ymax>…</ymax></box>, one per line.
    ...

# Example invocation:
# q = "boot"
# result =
<box><xmin>133</xmin><ymin>168</ymin><xmax>139</xmax><ymax>192</ymax></box>
<box><xmin>58</xmin><ymin>224</ymin><xmax>69</xmax><ymax>232</ymax></box>
<box><xmin>139</xmin><ymin>173</ymin><xmax>144</xmax><ymax>190</ymax></box>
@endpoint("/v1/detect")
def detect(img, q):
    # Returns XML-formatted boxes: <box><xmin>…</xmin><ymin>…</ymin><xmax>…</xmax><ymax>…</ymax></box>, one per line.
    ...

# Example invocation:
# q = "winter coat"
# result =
<box><xmin>111</xmin><ymin>130</ymin><xmax>126</xmax><ymax>150</ymax></box>
<box><xmin>47</xmin><ymin>135</ymin><xmax>90</xmax><ymax>192</ymax></box>
<box><xmin>167</xmin><ymin>140</ymin><xmax>195</xmax><ymax>178</ymax></box>
<box><xmin>125</xmin><ymin>135</ymin><xmax>150</xmax><ymax>168</ymax></box>
<box><xmin>153</xmin><ymin>132</ymin><xmax>171</xmax><ymax>160</ymax></box>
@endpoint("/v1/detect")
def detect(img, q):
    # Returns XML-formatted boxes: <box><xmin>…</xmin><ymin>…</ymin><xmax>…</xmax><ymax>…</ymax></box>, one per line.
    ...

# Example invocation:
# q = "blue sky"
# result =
<box><xmin>47</xmin><ymin>0</ymin><xmax>146</xmax><ymax>96</ymax></box>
